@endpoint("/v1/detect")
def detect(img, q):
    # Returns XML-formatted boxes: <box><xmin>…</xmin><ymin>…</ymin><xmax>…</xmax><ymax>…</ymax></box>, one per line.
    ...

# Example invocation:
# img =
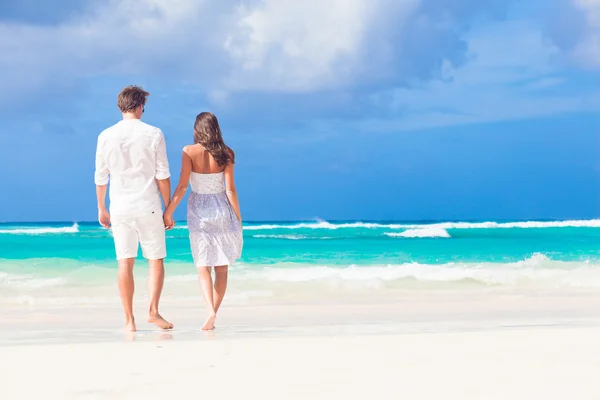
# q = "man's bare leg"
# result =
<box><xmin>147</xmin><ymin>258</ymin><xmax>173</xmax><ymax>329</ymax></box>
<box><xmin>213</xmin><ymin>266</ymin><xmax>228</xmax><ymax>314</ymax></box>
<box><xmin>118</xmin><ymin>258</ymin><xmax>136</xmax><ymax>332</ymax></box>
<box><xmin>198</xmin><ymin>267</ymin><xmax>216</xmax><ymax>330</ymax></box>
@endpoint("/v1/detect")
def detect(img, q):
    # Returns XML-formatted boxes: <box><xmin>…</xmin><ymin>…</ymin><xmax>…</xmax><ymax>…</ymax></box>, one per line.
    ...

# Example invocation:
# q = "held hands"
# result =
<box><xmin>98</xmin><ymin>208</ymin><xmax>111</xmax><ymax>228</ymax></box>
<box><xmin>163</xmin><ymin>213</ymin><xmax>176</xmax><ymax>230</ymax></box>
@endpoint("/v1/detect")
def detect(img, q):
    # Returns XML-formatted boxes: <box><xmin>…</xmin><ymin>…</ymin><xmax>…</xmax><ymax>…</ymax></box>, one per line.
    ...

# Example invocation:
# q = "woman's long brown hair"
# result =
<box><xmin>193</xmin><ymin>112</ymin><xmax>235</xmax><ymax>166</ymax></box>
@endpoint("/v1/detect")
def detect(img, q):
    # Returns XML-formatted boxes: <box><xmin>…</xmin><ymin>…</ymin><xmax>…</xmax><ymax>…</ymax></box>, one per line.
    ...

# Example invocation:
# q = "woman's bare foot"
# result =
<box><xmin>125</xmin><ymin>318</ymin><xmax>136</xmax><ymax>332</ymax></box>
<box><xmin>202</xmin><ymin>313</ymin><xmax>217</xmax><ymax>330</ymax></box>
<box><xmin>148</xmin><ymin>314</ymin><xmax>174</xmax><ymax>330</ymax></box>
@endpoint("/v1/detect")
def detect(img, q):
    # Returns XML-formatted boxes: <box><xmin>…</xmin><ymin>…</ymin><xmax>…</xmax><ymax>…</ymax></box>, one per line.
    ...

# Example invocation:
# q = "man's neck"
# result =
<box><xmin>122</xmin><ymin>113</ymin><xmax>140</xmax><ymax>120</ymax></box>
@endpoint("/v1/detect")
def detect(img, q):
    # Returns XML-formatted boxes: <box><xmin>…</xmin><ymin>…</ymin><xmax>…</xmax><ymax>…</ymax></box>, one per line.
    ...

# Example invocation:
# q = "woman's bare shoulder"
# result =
<box><xmin>183</xmin><ymin>144</ymin><xmax>205</xmax><ymax>155</ymax></box>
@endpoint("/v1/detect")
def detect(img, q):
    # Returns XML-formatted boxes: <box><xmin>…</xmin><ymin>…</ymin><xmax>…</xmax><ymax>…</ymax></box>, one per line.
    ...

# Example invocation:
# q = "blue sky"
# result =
<box><xmin>0</xmin><ymin>0</ymin><xmax>599</xmax><ymax>222</ymax></box>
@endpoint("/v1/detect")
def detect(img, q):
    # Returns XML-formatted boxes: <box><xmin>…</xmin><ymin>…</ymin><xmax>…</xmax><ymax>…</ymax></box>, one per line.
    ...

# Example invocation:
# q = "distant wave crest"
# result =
<box><xmin>253</xmin><ymin>234</ymin><xmax>308</xmax><ymax>240</ymax></box>
<box><xmin>385</xmin><ymin>228</ymin><xmax>451</xmax><ymax>238</ymax></box>
<box><xmin>0</xmin><ymin>223</ymin><xmax>79</xmax><ymax>235</ymax></box>
<box><xmin>244</xmin><ymin>221</ymin><xmax>357</xmax><ymax>230</ymax></box>
<box><xmin>252</xmin><ymin>234</ymin><xmax>335</xmax><ymax>240</ymax></box>
<box><xmin>420</xmin><ymin>220</ymin><xmax>600</xmax><ymax>229</ymax></box>
<box><xmin>160</xmin><ymin>219</ymin><xmax>600</xmax><ymax>232</ymax></box>
<box><xmin>243</xmin><ymin>219</ymin><xmax>600</xmax><ymax>231</ymax></box>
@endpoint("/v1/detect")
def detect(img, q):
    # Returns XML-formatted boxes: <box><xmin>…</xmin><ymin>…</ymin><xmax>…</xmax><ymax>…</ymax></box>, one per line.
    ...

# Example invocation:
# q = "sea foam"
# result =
<box><xmin>161</xmin><ymin>219</ymin><xmax>600</xmax><ymax>232</ymax></box>
<box><xmin>252</xmin><ymin>234</ymin><xmax>309</xmax><ymax>240</ymax></box>
<box><xmin>224</xmin><ymin>255</ymin><xmax>600</xmax><ymax>289</ymax></box>
<box><xmin>0</xmin><ymin>272</ymin><xmax>69</xmax><ymax>289</ymax></box>
<box><xmin>385</xmin><ymin>228</ymin><xmax>451</xmax><ymax>238</ymax></box>
<box><xmin>243</xmin><ymin>219</ymin><xmax>600</xmax><ymax>231</ymax></box>
<box><xmin>0</xmin><ymin>223</ymin><xmax>79</xmax><ymax>235</ymax></box>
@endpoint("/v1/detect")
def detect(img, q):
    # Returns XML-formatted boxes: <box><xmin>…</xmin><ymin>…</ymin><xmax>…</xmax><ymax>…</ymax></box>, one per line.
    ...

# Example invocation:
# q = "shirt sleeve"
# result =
<box><xmin>155</xmin><ymin>130</ymin><xmax>171</xmax><ymax>180</ymax></box>
<box><xmin>94</xmin><ymin>136</ymin><xmax>109</xmax><ymax>186</ymax></box>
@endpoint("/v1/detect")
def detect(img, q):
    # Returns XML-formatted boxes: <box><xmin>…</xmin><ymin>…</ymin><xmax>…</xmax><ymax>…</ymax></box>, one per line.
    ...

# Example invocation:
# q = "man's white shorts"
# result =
<box><xmin>111</xmin><ymin>213</ymin><xmax>166</xmax><ymax>260</ymax></box>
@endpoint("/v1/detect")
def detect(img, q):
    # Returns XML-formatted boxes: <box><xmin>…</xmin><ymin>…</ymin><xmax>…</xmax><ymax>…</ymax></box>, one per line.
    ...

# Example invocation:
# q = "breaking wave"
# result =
<box><xmin>0</xmin><ymin>223</ymin><xmax>79</xmax><ymax>235</ymax></box>
<box><xmin>242</xmin><ymin>219</ymin><xmax>600</xmax><ymax>231</ymax></box>
<box><xmin>385</xmin><ymin>228</ymin><xmax>451</xmax><ymax>238</ymax></box>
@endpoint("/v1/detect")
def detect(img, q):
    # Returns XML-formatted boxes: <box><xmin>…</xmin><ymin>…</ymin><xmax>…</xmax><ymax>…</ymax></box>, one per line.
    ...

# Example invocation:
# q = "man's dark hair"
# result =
<box><xmin>117</xmin><ymin>85</ymin><xmax>150</xmax><ymax>113</ymax></box>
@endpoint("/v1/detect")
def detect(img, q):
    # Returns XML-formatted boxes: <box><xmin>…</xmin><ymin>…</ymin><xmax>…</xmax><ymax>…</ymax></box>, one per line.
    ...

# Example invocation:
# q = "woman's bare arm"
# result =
<box><xmin>224</xmin><ymin>162</ymin><xmax>241</xmax><ymax>222</ymax></box>
<box><xmin>163</xmin><ymin>150</ymin><xmax>192</xmax><ymax>228</ymax></box>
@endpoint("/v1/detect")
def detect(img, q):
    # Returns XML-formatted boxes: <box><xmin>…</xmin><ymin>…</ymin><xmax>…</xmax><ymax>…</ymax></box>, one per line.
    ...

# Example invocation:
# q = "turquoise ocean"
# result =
<box><xmin>2</xmin><ymin>219</ymin><xmax>600</xmax><ymax>307</ymax></box>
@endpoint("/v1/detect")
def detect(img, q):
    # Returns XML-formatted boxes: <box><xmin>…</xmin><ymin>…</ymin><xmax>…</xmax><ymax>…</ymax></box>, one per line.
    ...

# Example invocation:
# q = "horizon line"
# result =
<box><xmin>1</xmin><ymin>217</ymin><xmax>599</xmax><ymax>225</ymax></box>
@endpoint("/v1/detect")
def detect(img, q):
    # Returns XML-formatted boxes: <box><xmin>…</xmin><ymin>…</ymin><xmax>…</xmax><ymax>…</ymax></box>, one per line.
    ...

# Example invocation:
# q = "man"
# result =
<box><xmin>95</xmin><ymin>85</ymin><xmax>173</xmax><ymax>332</ymax></box>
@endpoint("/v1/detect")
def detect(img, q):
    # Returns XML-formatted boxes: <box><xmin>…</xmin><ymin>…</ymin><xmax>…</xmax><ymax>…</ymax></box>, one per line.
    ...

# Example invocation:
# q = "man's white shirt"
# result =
<box><xmin>94</xmin><ymin>119</ymin><xmax>170</xmax><ymax>217</ymax></box>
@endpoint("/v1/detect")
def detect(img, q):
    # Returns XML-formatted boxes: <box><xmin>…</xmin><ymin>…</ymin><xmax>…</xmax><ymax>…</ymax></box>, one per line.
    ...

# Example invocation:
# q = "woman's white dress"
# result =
<box><xmin>187</xmin><ymin>172</ymin><xmax>243</xmax><ymax>267</ymax></box>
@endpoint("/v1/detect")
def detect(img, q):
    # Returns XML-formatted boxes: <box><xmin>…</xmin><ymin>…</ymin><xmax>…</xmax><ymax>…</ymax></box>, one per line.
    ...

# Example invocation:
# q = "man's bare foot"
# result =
<box><xmin>148</xmin><ymin>314</ymin><xmax>174</xmax><ymax>330</ymax></box>
<box><xmin>125</xmin><ymin>318</ymin><xmax>136</xmax><ymax>332</ymax></box>
<box><xmin>202</xmin><ymin>313</ymin><xmax>216</xmax><ymax>331</ymax></box>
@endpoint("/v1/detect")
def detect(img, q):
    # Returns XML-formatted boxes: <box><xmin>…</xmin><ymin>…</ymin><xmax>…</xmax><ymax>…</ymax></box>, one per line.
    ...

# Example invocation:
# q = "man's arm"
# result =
<box><xmin>156</xmin><ymin>178</ymin><xmax>171</xmax><ymax>209</ymax></box>
<box><xmin>94</xmin><ymin>136</ymin><xmax>111</xmax><ymax>228</ymax></box>
<box><xmin>155</xmin><ymin>131</ymin><xmax>171</xmax><ymax>208</ymax></box>
<box><xmin>96</xmin><ymin>184</ymin><xmax>111</xmax><ymax>228</ymax></box>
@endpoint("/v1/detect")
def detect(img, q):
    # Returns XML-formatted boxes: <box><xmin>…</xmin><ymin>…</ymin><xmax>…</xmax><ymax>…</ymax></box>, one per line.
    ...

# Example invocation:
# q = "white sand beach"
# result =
<box><xmin>2</xmin><ymin>289</ymin><xmax>600</xmax><ymax>399</ymax></box>
<box><xmin>1</xmin><ymin>327</ymin><xmax>599</xmax><ymax>400</ymax></box>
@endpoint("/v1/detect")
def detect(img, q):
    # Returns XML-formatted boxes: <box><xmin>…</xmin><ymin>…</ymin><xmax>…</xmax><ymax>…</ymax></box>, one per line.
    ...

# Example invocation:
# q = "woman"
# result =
<box><xmin>163</xmin><ymin>112</ymin><xmax>243</xmax><ymax>330</ymax></box>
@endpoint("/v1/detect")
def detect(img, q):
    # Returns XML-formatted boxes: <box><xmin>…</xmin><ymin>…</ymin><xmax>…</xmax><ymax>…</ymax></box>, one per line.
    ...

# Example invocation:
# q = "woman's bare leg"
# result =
<box><xmin>198</xmin><ymin>266</ymin><xmax>216</xmax><ymax>330</ymax></box>
<box><xmin>213</xmin><ymin>265</ymin><xmax>228</xmax><ymax>313</ymax></box>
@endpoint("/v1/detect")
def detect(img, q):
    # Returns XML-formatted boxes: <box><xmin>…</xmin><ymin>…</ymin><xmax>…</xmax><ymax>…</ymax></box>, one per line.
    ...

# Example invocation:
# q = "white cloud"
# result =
<box><xmin>320</xmin><ymin>21</ymin><xmax>599</xmax><ymax>132</ymax></box>
<box><xmin>0</xmin><ymin>0</ymin><xmax>594</xmax><ymax>131</ymax></box>
<box><xmin>222</xmin><ymin>0</ymin><xmax>417</xmax><ymax>92</ymax></box>
<box><xmin>571</xmin><ymin>0</ymin><xmax>600</xmax><ymax>68</ymax></box>
<box><xmin>0</xmin><ymin>0</ymin><xmax>500</xmax><ymax>102</ymax></box>
<box><xmin>0</xmin><ymin>0</ymin><xmax>218</xmax><ymax>102</ymax></box>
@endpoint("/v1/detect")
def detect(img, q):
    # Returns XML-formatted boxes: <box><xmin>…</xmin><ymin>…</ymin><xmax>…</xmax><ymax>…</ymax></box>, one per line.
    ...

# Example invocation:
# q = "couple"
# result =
<box><xmin>94</xmin><ymin>85</ymin><xmax>243</xmax><ymax>332</ymax></box>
